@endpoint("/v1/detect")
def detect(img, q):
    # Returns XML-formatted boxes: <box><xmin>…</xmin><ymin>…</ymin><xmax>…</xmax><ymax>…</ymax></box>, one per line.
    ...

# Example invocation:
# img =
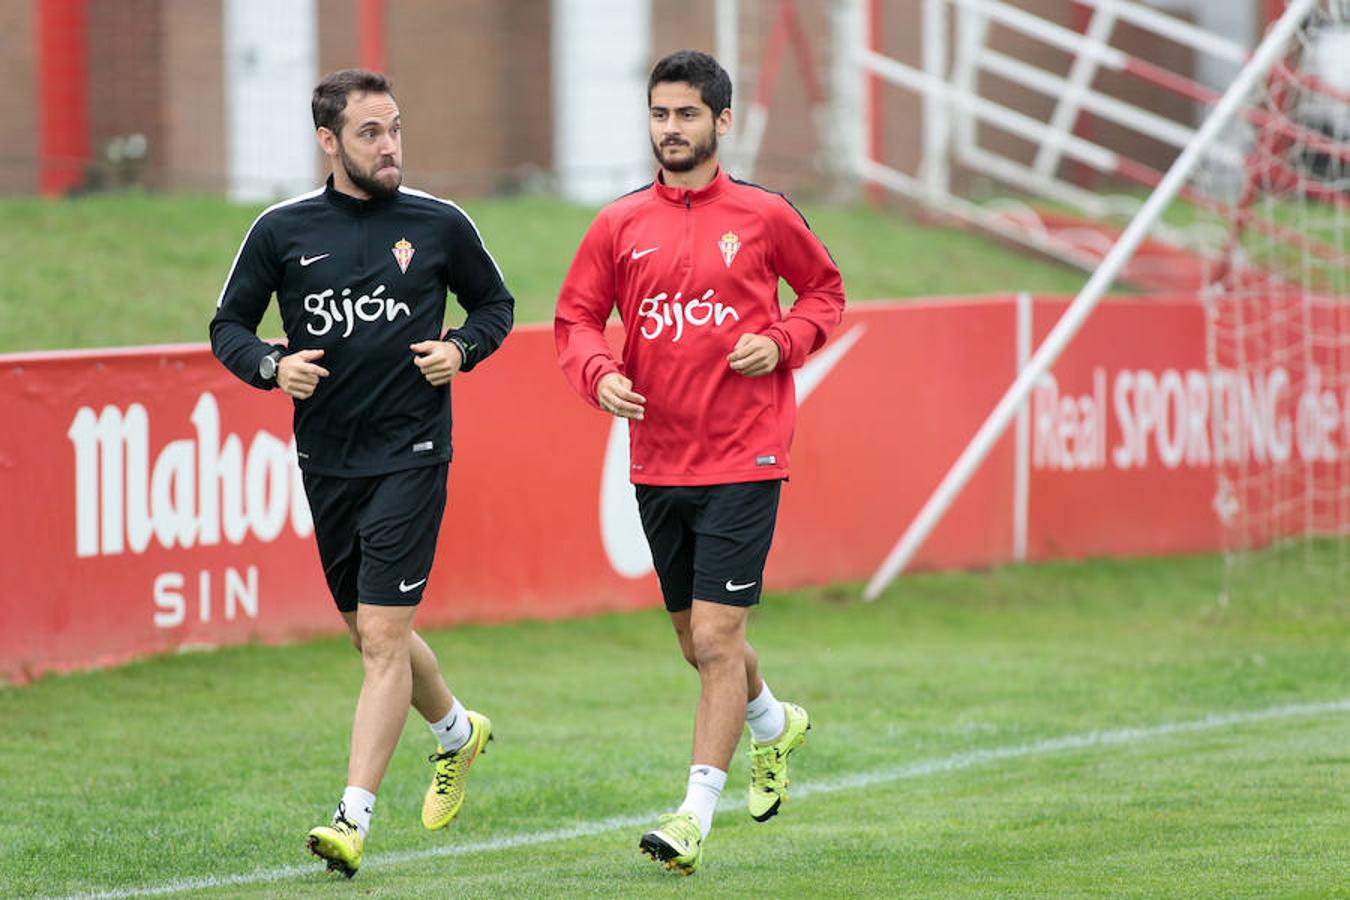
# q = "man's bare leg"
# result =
<box><xmin>347</xmin><ymin>603</ymin><xmax>417</xmax><ymax>792</ymax></box>
<box><xmin>640</xmin><ymin>599</ymin><xmax>751</xmax><ymax>854</ymax></box>
<box><xmin>341</xmin><ymin>611</ymin><xmax>454</xmax><ymax>722</ymax></box>
<box><xmin>686</xmin><ymin>601</ymin><xmax>751</xmax><ymax>770</ymax></box>
<box><xmin>409</xmin><ymin>631</ymin><xmax>454</xmax><ymax>722</ymax></box>
<box><xmin>670</xmin><ymin>608</ymin><xmax>762</xmax><ymax>700</ymax></box>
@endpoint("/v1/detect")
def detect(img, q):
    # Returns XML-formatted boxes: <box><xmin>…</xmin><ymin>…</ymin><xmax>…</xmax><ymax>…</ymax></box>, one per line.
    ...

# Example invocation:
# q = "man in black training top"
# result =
<box><xmin>210</xmin><ymin>68</ymin><xmax>513</xmax><ymax>879</ymax></box>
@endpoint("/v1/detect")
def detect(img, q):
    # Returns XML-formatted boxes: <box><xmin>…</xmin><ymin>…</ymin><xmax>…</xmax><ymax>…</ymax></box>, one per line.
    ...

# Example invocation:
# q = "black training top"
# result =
<box><xmin>210</xmin><ymin>177</ymin><xmax>514</xmax><ymax>477</ymax></box>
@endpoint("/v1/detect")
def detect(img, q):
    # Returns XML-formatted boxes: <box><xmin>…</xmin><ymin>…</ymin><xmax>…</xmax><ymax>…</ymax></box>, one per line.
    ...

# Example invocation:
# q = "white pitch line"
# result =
<box><xmin>61</xmin><ymin>697</ymin><xmax>1350</xmax><ymax>900</ymax></box>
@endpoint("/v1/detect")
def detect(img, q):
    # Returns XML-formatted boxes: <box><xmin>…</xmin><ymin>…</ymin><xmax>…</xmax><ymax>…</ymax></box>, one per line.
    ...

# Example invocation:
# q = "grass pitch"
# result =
<box><xmin>2</xmin><ymin>194</ymin><xmax>1343</xmax><ymax>896</ymax></box>
<box><xmin>3</xmin><ymin>553</ymin><xmax>1346</xmax><ymax>897</ymax></box>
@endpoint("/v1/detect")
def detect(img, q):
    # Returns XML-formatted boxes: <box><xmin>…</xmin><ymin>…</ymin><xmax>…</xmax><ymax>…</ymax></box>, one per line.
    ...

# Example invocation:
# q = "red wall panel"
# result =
<box><xmin>6</xmin><ymin>294</ymin><xmax>1310</xmax><ymax>682</ymax></box>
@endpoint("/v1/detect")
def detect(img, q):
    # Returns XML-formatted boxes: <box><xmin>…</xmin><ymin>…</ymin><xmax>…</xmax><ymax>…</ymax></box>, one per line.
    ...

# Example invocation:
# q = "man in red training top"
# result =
<box><xmin>554</xmin><ymin>49</ymin><xmax>846</xmax><ymax>875</ymax></box>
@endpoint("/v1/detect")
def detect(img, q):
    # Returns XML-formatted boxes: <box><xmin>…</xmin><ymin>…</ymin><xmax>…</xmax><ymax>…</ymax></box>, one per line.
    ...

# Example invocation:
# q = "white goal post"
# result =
<box><xmin>862</xmin><ymin>0</ymin><xmax>1323</xmax><ymax>599</ymax></box>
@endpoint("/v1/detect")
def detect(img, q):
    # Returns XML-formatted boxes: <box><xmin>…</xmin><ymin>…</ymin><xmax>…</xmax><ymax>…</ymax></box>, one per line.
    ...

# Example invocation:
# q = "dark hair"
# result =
<box><xmin>648</xmin><ymin>50</ymin><xmax>732</xmax><ymax>116</ymax></box>
<box><xmin>312</xmin><ymin>69</ymin><xmax>394</xmax><ymax>133</ymax></box>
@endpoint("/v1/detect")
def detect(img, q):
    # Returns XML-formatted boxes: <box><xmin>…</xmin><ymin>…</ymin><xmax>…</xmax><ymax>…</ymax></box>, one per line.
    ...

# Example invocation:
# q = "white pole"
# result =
<box><xmin>861</xmin><ymin>48</ymin><xmax>1122</xmax><ymax>174</ymax></box>
<box><xmin>1033</xmin><ymin>3</ymin><xmax>1117</xmax><ymax>178</ymax></box>
<box><xmin>739</xmin><ymin>104</ymin><xmax>769</xmax><ymax>180</ymax></box>
<box><xmin>951</xmin><ymin>0</ymin><xmax>991</xmax><ymax>165</ymax></box>
<box><xmin>717</xmin><ymin>0</ymin><xmax>742</xmax><ymax>168</ymax></box>
<box><xmin>952</xmin><ymin>0</ymin><xmax>1129</xmax><ymax>68</ymax></box>
<box><xmin>920</xmin><ymin>0</ymin><xmax>950</xmax><ymax>203</ymax></box>
<box><xmin>830</xmin><ymin>0</ymin><xmax>866</xmax><ymax>200</ymax></box>
<box><xmin>862</xmin><ymin>0</ymin><xmax>1316</xmax><ymax>600</ymax></box>
<box><xmin>224</xmin><ymin>0</ymin><xmax>317</xmax><ymax>202</ymax></box>
<box><xmin>551</xmin><ymin>0</ymin><xmax>652</xmax><ymax>203</ymax></box>
<box><xmin>1079</xmin><ymin>0</ymin><xmax>1246</xmax><ymax>64</ymax></box>
<box><xmin>716</xmin><ymin>0</ymin><xmax>739</xmax><ymax>90</ymax></box>
<box><xmin>859</xmin><ymin>0</ymin><xmax>873</xmax><ymax>173</ymax></box>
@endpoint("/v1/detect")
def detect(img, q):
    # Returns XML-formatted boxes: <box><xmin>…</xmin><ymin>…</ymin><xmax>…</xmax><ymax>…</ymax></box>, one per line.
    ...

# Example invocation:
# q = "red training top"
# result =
<box><xmin>555</xmin><ymin>168</ymin><xmax>846</xmax><ymax>486</ymax></box>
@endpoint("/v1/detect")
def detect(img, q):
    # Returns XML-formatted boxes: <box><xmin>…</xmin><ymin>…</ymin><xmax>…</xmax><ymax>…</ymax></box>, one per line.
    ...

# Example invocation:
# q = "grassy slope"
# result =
<box><xmin>0</xmin><ymin>194</ymin><xmax>1088</xmax><ymax>353</ymax></box>
<box><xmin>2</xmin><ymin>554</ymin><xmax>1345</xmax><ymax>897</ymax></box>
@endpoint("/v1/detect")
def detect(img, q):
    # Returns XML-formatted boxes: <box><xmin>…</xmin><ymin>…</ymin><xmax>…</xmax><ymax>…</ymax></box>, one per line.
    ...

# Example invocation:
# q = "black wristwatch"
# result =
<box><xmin>446</xmin><ymin>335</ymin><xmax>472</xmax><ymax>367</ymax></box>
<box><xmin>258</xmin><ymin>349</ymin><xmax>283</xmax><ymax>382</ymax></box>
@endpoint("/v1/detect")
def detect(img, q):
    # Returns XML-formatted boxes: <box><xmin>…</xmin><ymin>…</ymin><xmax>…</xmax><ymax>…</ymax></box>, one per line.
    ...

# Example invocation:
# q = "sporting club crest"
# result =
<box><xmin>392</xmin><ymin>238</ymin><xmax>415</xmax><ymax>274</ymax></box>
<box><xmin>719</xmin><ymin>230</ymin><xmax>741</xmax><ymax>268</ymax></box>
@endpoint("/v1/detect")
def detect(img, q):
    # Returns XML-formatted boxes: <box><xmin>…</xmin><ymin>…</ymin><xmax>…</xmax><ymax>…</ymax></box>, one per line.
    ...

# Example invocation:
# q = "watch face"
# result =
<box><xmin>260</xmin><ymin>354</ymin><xmax>278</xmax><ymax>379</ymax></box>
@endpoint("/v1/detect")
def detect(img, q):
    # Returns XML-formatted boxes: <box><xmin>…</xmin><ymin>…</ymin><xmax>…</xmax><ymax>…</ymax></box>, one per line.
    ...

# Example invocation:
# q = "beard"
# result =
<box><xmin>338</xmin><ymin>140</ymin><xmax>401</xmax><ymax>199</ymax></box>
<box><xmin>651</xmin><ymin>130</ymin><xmax>718</xmax><ymax>173</ymax></box>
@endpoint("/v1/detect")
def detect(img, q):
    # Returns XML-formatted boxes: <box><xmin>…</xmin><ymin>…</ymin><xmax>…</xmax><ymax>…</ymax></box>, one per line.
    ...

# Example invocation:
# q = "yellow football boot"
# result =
<box><xmin>306</xmin><ymin>804</ymin><xmax>364</xmax><ymax>879</ymax></box>
<box><xmin>747</xmin><ymin>701</ymin><xmax>811</xmax><ymax>822</ymax></box>
<box><xmin>638</xmin><ymin>811</ymin><xmax>704</xmax><ymax>875</ymax></box>
<box><xmin>422</xmin><ymin>710</ymin><xmax>493</xmax><ymax>830</ymax></box>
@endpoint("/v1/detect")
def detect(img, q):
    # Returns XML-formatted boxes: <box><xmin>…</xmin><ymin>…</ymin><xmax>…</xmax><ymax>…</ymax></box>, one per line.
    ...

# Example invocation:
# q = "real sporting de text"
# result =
<box><xmin>1033</xmin><ymin>365</ymin><xmax>1347</xmax><ymax>472</ymax></box>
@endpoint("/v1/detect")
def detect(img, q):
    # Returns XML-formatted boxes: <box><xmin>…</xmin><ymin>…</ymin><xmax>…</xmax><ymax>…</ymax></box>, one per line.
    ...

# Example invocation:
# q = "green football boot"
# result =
<box><xmin>638</xmin><ymin>811</ymin><xmax>704</xmax><ymax>875</ymax></box>
<box><xmin>747</xmin><ymin>701</ymin><xmax>811</xmax><ymax>822</ymax></box>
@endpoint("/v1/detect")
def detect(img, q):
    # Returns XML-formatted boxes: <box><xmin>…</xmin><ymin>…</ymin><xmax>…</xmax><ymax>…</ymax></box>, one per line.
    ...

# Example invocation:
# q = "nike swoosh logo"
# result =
<box><xmin>725</xmin><ymin>580</ymin><xmax>757</xmax><ymax>592</ymax></box>
<box><xmin>630</xmin><ymin>246</ymin><xmax>659</xmax><ymax>260</ymax></box>
<box><xmin>299</xmin><ymin>253</ymin><xmax>330</xmax><ymax>267</ymax></box>
<box><xmin>398</xmin><ymin>578</ymin><xmax>427</xmax><ymax>593</ymax></box>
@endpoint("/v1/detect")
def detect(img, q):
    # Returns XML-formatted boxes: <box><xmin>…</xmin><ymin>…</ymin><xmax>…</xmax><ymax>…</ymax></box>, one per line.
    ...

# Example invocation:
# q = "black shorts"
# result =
<box><xmin>635</xmin><ymin>480</ymin><xmax>782</xmax><ymax>612</ymax></box>
<box><xmin>301</xmin><ymin>463</ymin><xmax>448</xmax><ymax>612</ymax></box>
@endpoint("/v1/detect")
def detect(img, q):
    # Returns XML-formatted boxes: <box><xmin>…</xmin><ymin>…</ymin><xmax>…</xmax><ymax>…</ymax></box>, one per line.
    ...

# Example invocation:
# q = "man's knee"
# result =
<box><xmin>356</xmin><ymin>608</ymin><xmax>414</xmax><ymax>665</ymax></box>
<box><xmin>689</xmin><ymin>624</ymin><xmax>742</xmax><ymax>671</ymax></box>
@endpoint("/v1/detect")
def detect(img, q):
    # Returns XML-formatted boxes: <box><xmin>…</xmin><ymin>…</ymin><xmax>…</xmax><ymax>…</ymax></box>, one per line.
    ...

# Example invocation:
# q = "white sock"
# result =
<box><xmin>338</xmin><ymin>786</ymin><xmax>375</xmax><ymax>837</ymax></box>
<box><xmin>429</xmin><ymin>697</ymin><xmax>472</xmax><ymax>752</ymax></box>
<box><xmin>746</xmin><ymin>681</ymin><xmax>787</xmax><ymax>743</ymax></box>
<box><xmin>676</xmin><ymin>764</ymin><xmax>726</xmax><ymax>838</ymax></box>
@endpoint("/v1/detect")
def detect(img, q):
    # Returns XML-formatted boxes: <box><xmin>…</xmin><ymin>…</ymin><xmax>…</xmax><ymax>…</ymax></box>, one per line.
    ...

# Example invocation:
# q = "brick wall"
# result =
<box><xmin>384</xmin><ymin>0</ymin><xmax>550</xmax><ymax>198</ymax></box>
<box><xmin>3</xmin><ymin>2</ymin><xmax>1231</xmax><ymax>200</ymax></box>
<box><xmin>319</xmin><ymin>0</ymin><xmax>361</xmax><ymax>72</ymax></box>
<box><xmin>497</xmin><ymin>2</ymin><xmax>552</xmax><ymax>189</ymax></box>
<box><xmin>162</xmin><ymin>0</ymin><xmax>225</xmax><ymax>192</ymax></box>
<box><xmin>0</xmin><ymin>2</ymin><xmax>37</xmax><ymax>192</ymax></box>
<box><xmin>87</xmin><ymin>0</ymin><xmax>165</xmax><ymax>190</ymax></box>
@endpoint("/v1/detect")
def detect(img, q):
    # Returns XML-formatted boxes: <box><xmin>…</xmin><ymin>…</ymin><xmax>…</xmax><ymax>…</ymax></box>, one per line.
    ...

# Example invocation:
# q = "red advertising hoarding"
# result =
<box><xmin>6</xmin><ymin>294</ymin><xmax>1341</xmax><ymax>682</ymax></box>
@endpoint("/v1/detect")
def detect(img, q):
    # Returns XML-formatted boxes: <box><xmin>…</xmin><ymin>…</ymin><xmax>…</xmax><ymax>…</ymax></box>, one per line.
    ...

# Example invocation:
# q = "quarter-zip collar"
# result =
<box><xmin>323</xmin><ymin>174</ymin><xmax>401</xmax><ymax>217</ymax></box>
<box><xmin>653</xmin><ymin>166</ymin><xmax>729</xmax><ymax>208</ymax></box>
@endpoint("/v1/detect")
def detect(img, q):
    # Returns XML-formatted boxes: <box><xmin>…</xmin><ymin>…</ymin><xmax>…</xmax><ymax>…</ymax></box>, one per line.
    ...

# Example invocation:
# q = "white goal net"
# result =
<box><xmin>1203</xmin><ymin>2</ymin><xmax>1350</xmax><ymax>593</ymax></box>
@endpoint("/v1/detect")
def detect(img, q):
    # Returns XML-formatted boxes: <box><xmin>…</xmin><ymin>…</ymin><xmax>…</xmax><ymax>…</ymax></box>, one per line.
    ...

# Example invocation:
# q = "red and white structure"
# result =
<box><xmin>849</xmin><ymin>0</ymin><xmax>1344</xmax><ymax>290</ymax></box>
<box><xmin>864</xmin><ymin>0</ymin><xmax>1349</xmax><ymax>597</ymax></box>
<box><xmin>715</xmin><ymin>0</ymin><xmax>830</xmax><ymax>181</ymax></box>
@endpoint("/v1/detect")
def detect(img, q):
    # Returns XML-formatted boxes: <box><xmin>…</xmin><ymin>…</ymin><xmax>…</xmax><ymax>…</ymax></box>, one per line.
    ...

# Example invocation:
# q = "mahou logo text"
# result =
<box><xmin>66</xmin><ymin>392</ymin><xmax>312</xmax><ymax>558</ymax></box>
